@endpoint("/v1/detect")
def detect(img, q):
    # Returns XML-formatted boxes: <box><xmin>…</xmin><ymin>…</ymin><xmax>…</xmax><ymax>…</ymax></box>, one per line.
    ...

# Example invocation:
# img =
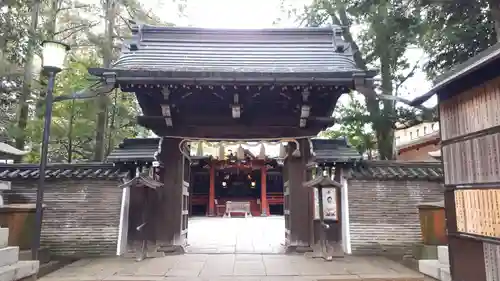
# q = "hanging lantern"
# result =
<box><xmin>218</xmin><ymin>144</ymin><xmax>225</xmax><ymax>159</ymax></box>
<box><xmin>279</xmin><ymin>143</ymin><xmax>286</xmax><ymax>158</ymax></box>
<box><xmin>258</xmin><ymin>143</ymin><xmax>266</xmax><ymax>159</ymax></box>
<box><xmin>196</xmin><ymin>142</ymin><xmax>204</xmax><ymax>156</ymax></box>
<box><xmin>237</xmin><ymin>144</ymin><xmax>245</xmax><ymax>160</ymax></box>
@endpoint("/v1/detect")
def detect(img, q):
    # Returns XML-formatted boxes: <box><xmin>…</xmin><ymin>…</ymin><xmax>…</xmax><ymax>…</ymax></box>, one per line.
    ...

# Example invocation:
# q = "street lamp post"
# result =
<box><xmin>32</xmin><ymin>41</ymin><xmax>70</xmax><ymax>260</ymax></box>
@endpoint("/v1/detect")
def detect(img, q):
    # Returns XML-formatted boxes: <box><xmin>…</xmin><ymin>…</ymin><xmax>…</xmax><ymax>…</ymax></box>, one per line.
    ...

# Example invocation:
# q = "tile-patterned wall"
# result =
<box><xmin>347</xmin><ymin>179</ymin><xmax>444</xmax><ymax>255</ymax></box>
<box><xmin>4</xmin><ymin>179</ymin><xmax>122</xmax><ymax>257</ymax></box>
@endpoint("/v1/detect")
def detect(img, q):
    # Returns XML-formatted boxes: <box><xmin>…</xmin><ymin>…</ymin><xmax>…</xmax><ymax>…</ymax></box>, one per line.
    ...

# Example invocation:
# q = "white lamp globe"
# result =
<box><xmin>41</xmin><ymin>41</ymin><xmax>70</xmax><ymax>72</ymax></box>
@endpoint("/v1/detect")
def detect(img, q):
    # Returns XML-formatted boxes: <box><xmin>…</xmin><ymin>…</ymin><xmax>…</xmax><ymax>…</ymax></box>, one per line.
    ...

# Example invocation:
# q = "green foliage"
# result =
<box><xmin>22</xmin><ymin>56</ymin><xmax>140</xmax><ymax>163</ymax></box>
<box><xmin>419</xmin><ymin>0</ymin><xmax>497</xmax><ymax>79</ymax></box>
<box><xmin>320</xmin><ymin>93</ymin><xmax>376</xmax><ymax>158</ymax></box>
<box><xmin>1</xmin><ymin>0</ymin><xmax>180</xmax><ymax>162</ymax></box>
<box><xmin>286</xmin><ymin>0</ymin><xmax>427</xmax><ymax>159</ymax></box>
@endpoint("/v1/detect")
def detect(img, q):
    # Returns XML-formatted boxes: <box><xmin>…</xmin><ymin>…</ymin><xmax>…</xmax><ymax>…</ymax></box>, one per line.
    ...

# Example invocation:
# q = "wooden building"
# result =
<box><xmin>107</xmin><ymin>137</ymin><xmax>363</xmax><ymax>219</ymax></box>
<box><xmin>396</xmin><ymin>132</ymin><xmax>440</xmax><ymax>161</ymax></box>
<box><xmin>87</xmin><ymin>24</ymin><xmax>376</xmax><ymax>253</ymax></box>
<box><xmin>412</xmin><ymin>44</ymin><xmax>500</xmax><ymax>281</ymax></box>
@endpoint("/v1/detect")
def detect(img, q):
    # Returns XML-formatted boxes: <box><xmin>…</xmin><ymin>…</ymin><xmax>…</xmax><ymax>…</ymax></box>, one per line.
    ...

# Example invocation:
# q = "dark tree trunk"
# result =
<box><xmin>334</xmin><ymin>2</ymin><xmax>395</xmax><ymax>159</ymax></box>
<box><xmin>14</xmin><ymin>0</ymin><xmax>40</xmax><ymax>152</ymax></box>
<box><xmin>94</xmin><ymin>0</ymin><xmax>116</xmax><ymax>161</ymax></box>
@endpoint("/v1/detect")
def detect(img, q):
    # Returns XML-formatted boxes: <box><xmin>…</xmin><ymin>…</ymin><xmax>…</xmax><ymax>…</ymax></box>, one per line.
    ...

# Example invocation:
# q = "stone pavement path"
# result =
<box><xmin>39</xmin><ymin>254</ymin><xmax>426</xmax><ymax>281</ymax></box>
<box><xmin>186</xmin><ymin>216</ymin><xmax>286</xmax><ymax>254</ymax></box>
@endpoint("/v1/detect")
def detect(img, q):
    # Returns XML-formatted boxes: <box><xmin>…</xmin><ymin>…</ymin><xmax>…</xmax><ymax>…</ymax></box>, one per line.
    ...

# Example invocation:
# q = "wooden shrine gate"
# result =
<box><xmin>87</xmin><ymin>24</ymin><xmax>373</xmax><ymax>254</ymax></box>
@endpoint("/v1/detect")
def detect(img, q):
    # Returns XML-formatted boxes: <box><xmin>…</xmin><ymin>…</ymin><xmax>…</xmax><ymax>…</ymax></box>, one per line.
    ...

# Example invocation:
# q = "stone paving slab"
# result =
<box><xmin>186</xmin><ymin>217</ymin><xmax>286</xmax><ymax>254</ymax></box>
<box><xmin>38</xmin><ymin>254</ymin><xmax>427</xmax><ymax>281</ymax></box>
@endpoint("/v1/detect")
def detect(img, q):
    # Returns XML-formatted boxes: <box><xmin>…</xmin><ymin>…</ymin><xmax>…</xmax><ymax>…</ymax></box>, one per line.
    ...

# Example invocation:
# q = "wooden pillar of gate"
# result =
<box><xmin>154</xmin><ymin>137</ymin><xmax>187</xmax><ymax>253</ymax></box>
<box><xmin>260</xmin><ymin>166</ymin><xmax>269</xmax><ymax>216</ymax></box>
<box><xmin>208</xmin><ymin>164</ymin><xmax>216</xmax><ymax>216</ymax></box>
<box><xmin>285</xmin><ymin>139</ymin><xmax>312</xmax><ymax>252</ymax></box>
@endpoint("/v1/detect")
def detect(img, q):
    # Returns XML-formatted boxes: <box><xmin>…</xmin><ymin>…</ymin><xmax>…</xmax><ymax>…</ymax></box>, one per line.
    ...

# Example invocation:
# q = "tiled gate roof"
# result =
<box><xmin>106</xmin><ymin>138</ymin><xmax>160</xmax><ymax>163</ymax></box>
<box><xmin>311</xmin><ymin>138</ymin><xmax>362</xmax><ymax>163</ymax></box>
<box><xmin>0</xmin><ymin>163</ymin><xmax>128</xmax><ymax>180</ymax></box>
<box><xmin>108</xmin><ymin>25</ymin><xmax>363</xmax><ymax>76</ymax></box>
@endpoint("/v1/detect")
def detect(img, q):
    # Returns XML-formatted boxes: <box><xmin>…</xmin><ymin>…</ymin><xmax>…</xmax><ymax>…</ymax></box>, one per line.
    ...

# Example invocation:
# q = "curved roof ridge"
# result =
<box><xmin>106</xmin><ymin>24</ymin><xmax>363</xmax><ymax>77</ymax></box>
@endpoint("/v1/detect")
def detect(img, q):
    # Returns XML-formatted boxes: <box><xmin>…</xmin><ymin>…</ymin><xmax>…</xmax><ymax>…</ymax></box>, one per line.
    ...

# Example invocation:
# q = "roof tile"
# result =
<box><xmin>310</xmin><ymin>138</ymin><xmax>362</xmax><ymax>163</ymax></box>
<box><xmin>350</xmin><ymin>161</ymin><xmax>443</xmax><ymax>181</ymax></box>
<box><xmin>106</xmin><ymin>138</ymin><xmax>160</xmax><ymax>163</ymax></box>
<box><xmin>112</xmin><ymin>25</ymin><xmax>361</xmax><ymax>75</ymax></box>
<box><xmin>0</xmin><ymin>163</ymin><xmax>128</xmax><ymax>180</ymax></box>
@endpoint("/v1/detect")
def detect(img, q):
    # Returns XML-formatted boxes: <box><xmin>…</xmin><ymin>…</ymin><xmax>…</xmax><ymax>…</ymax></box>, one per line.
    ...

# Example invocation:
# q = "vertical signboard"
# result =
<box><xmin>314</xmin><ymin>187</ymin><xmax>338</xmax><ymax>220</ymax></box>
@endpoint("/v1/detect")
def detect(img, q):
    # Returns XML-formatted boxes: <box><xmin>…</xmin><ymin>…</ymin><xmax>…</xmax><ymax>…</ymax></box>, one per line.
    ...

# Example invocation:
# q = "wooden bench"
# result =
<box><xmin>224</xmin><ymin>201</ymin><xmax>252</xmax><ymax>218</ymax></box>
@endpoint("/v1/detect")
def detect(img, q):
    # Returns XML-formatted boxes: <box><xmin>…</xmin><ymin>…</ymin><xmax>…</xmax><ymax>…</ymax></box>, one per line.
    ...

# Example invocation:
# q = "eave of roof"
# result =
<box><xmin>411</xmin><ymin>43</ymin><xmax>500</xmax><ymax>106</ymax></box>
<box><xmin>106</xmin><ymin>138</ymin><xmax>160</xmax><ymax>163</ymax></box>
<box><xmin>0</xmin><ymin>142</ymin><xmax>29</xmax><ymax>156</ymax></box>
<box><xmin>88</xmin><ymin>68</ymin><xmax>377</xmax><ymax>85</ymax></box>
<box><xmin>310</xmin><ymin>138</ymin><xmax>362</xmax><ymax>163</ymax></box>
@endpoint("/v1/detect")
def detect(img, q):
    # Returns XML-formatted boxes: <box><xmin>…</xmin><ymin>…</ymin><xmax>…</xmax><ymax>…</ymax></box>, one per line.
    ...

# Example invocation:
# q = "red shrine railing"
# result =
<box><xmin>267</xmin><ymin>192</ymin><xmax>284</xmax><ymax>205</ymax></box>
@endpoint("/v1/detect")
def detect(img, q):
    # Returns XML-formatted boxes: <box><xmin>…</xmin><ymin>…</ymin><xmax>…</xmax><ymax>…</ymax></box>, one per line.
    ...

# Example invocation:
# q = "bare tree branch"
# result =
<box><xmin>57</xmin><ymin>4</ymin><xmax>91</xmax><ymax>12</ymax></box>
<box><xmin>54</xmin><ymin>22</ymin><xmax>98</xmax><ymax>36</ymax></box>
<box><xmin>394</xmin><ymin>57</ymin><xmax>422</xmax><ymax>95</ymax></box>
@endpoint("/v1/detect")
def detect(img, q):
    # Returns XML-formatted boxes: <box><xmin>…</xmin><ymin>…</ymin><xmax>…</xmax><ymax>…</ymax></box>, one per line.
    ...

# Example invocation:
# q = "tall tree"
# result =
<box><xmin>92</xmin><ymin>0</ymin><xmax>117</xmax><ymax>161</ymax></box>
<box><xmin>419</xmin><ymin>0</ymin><xmax>497</xmax><ymax>78</ymax></box>
<box><xmin>1</xmin><ymin>0</ymin><xmax>33</xmax><ymax>144</ymax></box>
<box><xmin>3</xmin><ymin>0</ymin><xmax>181</xmax><ymax>163</ymax></box>
<box><xmin>24</xmin><ymin>56</ymin><xmax>142</xmax><ymax>163</ymax></box>
<box><xmin>14</xmin><ymin>0</ymin><xmax>40</xmax><ymax>151</ymax></box>
<box><xmin>92</xmin><ymin>0</ymin><xmax>171</xmax><ymax>161</ymax></box>
<box><xmin>284</xmin><ymin>0</ymin><xmax>423</xmax><ymax>159</ymax></box>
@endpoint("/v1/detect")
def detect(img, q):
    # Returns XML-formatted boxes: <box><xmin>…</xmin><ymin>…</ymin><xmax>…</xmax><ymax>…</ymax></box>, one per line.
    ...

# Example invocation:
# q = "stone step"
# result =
<box><xmin>412</xmin><ymin>243</ymin><xmax>438</xmax><ymax>260</ymax></box>
<box><xmin>0</xmin><ymin>260</ymin><xmax>39</xmax><ymax>281</ymax></box>
<box><xmin>18</xmin><ymin>248</ymin><xmax>50</xmax><ymax>264</ymax></box>
<box><xmin>0</xmin><ymin>229</ymin><xmax>8</xmax><ymax>249</ymax></box>
<box><xmin>0</xmin><ymin>247</ymin><xmax>18</xmax><ymax>268</ymax></box>
<box><xmin>438</xmin><ymin>245</ymin><xmax>449</xmax><ymax>266</ymax></box>
<box><xmin>418</xmin><ymin>259</ymin><xmax>442</xmax><ymax>280</ymax></box>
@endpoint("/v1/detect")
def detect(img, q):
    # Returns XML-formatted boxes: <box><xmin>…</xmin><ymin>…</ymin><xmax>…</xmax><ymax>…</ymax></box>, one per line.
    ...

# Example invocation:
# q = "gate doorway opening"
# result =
<box><xmin>187</xmin><ymin>216</ymin><xmax>286</xmax><ymax>254</ymax></box>
<box><xmin>186</xmin><ymin>142</ymin><xmax>287</xmax><ymax>254</ymax></box>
